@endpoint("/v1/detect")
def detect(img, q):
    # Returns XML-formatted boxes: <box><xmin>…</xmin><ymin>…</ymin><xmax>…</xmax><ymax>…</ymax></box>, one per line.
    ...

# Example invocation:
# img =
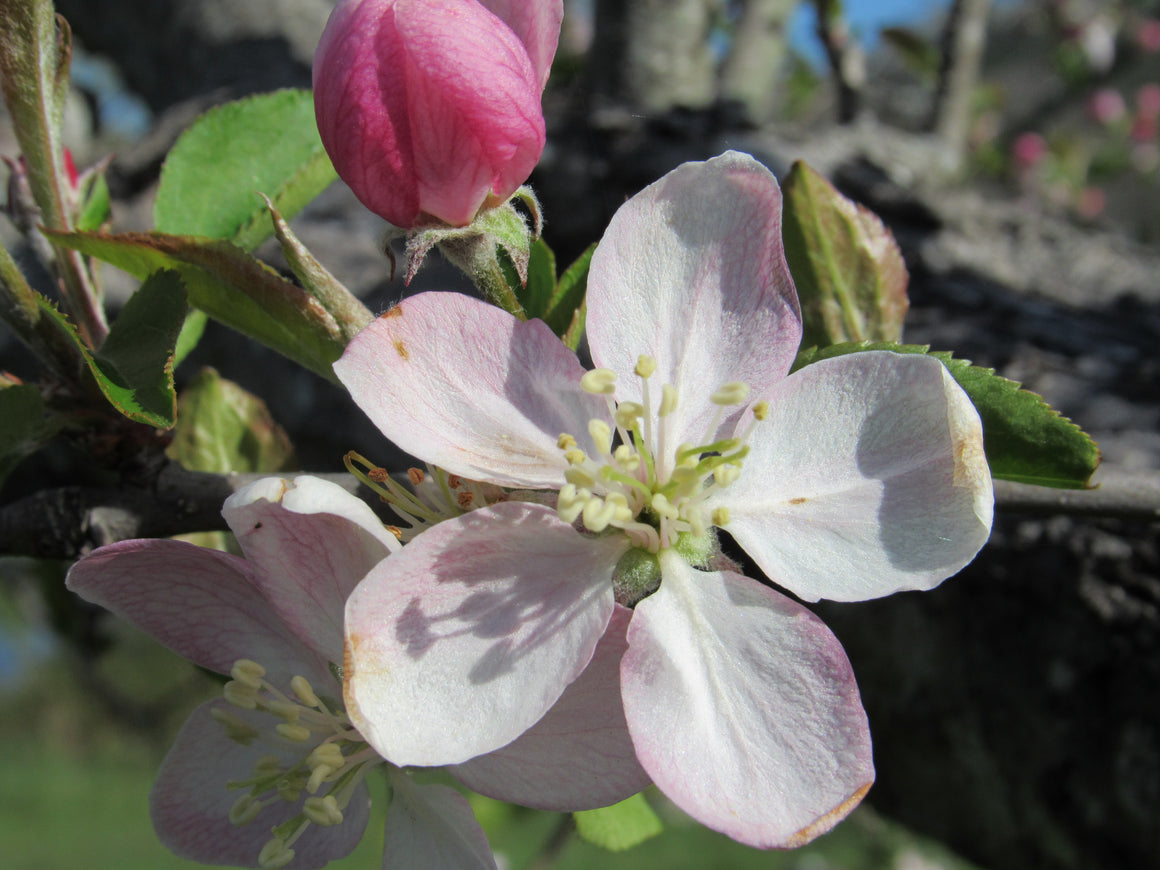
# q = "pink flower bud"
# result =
<box><xmin>313</xmin><ymin>0</ymin><xmax>562</xmax><ymax>229</ymax></box>
<box><xmin>1087</xmin><ymin>88</ymin><xmax>1127</xmax><ymax>126</ymax></box>
<box><xmin>1137</xmin><ymin>19</ymin><xmax>1160</xmax><ymax>53</ymax></box>
<box><xmin>1011</xmin><ymin>132</ymin><xmax>1048</xmax><ymax>170</ymax></box>
<box><xmin>1136</xmin><ymin>83</ymin><xmax>1160</xmax><ymax>121</ymax></box>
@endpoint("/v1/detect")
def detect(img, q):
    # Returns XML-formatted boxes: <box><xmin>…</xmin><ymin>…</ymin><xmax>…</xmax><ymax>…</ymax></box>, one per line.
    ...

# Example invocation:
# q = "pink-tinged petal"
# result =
<box><xmin>344</xmin><ymin>501</ymin><xmax>624</xmax><ymax>766</ymax></box>
<box><xmin>223</xmin><ymin>476</ymin><xmax>399</xmax><ymax>664</ymax></box>
<box><xmin>587</xmin><ymin>151</ymin><xmax>802</xmax><ymax>445</ymax></box>
<box><xmin>622</xmin><ymin>553</ymin><xmax>874</xmax><ymax>849</ymax></box>
<box><xmin>478</xmin><ymin>0</ymin><xmax>564</xmax><ymax>90</ymax></box>
<box><xmin>451</xmin><ymin>604</ymin><xmax>650</xmax><ymax>811</ymax></box>
<box><xmin>335</xmin><ymin>292</ymin><xmax>607</xmax><ymax>488</ymax></box>
<box><xmin>314</xmin><ymin>0</ymin><xmax>545</xmax><ymax>227</ymax></box>
<box><xmin>721</xmin><ymin>351</ymin><xmax>994</xmax><ymax>602</ymax></box>
<box><xmin>66</xmin><ymin>539</ymin><xmax>329</xmax><ymax>685</ymax></box>
<box><xmin>151</xmin><ymin>700</ymin><xmax>370</xmax><ymax>869</ymax></box>
<box><xmin>382</xmin><ymin>770</ymin><xmax>497</xmax><ymax>870</ymax></box>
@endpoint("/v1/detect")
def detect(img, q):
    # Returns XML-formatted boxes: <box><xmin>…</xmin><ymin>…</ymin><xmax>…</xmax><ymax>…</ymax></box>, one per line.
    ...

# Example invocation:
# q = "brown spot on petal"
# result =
<box><xmin>786</xmin><ymin>781</ymin><xmax>873</xmax><ymax>848</ymax></box>
<box><xmin>394</xmin><ymin>339</ymin><xmax>409</xmax><ymax>360</ymax></box>
<box><xmin>789</xmin><ymin>497</ymin><xmax>808</xmax><ymax>505</ymax></box>
<box><xmin>382</xmin><ymin>305</ymin><xmax>403</xmax><ymax>319</ymax></box>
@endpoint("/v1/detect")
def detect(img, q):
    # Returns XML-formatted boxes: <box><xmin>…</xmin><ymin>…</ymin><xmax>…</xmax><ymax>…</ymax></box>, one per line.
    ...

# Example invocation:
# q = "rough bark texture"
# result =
<box><xmin>719</xmin><ymin>0</ymin><xmax>796</xmax><ymax>124</ymax></box>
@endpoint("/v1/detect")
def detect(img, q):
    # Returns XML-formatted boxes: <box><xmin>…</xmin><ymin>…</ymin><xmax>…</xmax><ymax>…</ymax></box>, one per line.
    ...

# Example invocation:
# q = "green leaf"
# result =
<box><xmin>173</xmin><ymin>309</ymin><xmax>208</xmax><ymax>369</ymax></box>
<box><xmin>793</xmin><ymin>341</ymin><xmax>1101</xmax><ymax>489</ymax></box>
<box><xmin>76</xmin><ymin>169</ymin><xmax>111</xmax><ymax>232</ymax></box>
<box><xmin>545</xmin><ymin>243</ymin><xmax>594</xmax><ymax>347</ymax></box>
<box><xmin>781</xmin><ymin>161</ymin><xmax>909</xmax><ymax>348</ymax></box>
<box><xmin>167</xmin><ymin>367</ymin><xmax>293</xmax><ymax>474</ymax></box>
<box><xmin>154</xmin><ymin>89</ymin><xmax>337</xmax><ymax>251</ymax></box>
<box><xmin>90</xmin><ymin>270</ymin><xmax>187</xmax><ymax>428</ymax></box>
<box><xmin>503</xmin><ymin>236</ymin><xmax>557</xmax><ymax>321</ymax></box>
<box><xmin>0</xmin><ymin>383</ymin><xmax>57</xmax><ymax>485</ymax></box>
<box><xmin>574</xmin><ymin>793</ymin><xmax>662</xmax><ymax>852</ymax></box>
<box><xmin>48</xmin><ymin>229</ymin><xmax>346</xmax><ymax>382</ymax></box>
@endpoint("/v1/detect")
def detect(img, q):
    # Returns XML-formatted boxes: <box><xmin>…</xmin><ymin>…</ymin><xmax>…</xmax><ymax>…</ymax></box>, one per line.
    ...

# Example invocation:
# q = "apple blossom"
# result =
<box><xmin>334</xmin><ymin>151</ymin><xmax>995</xmax><ymax>848</ymax></box>
<box><xmin>312</xmin><ymin>0</ymin><xmax>562</xmax><ymax>229</ymax></box>
<box><xmin>66</xmin><ymin>474</ymin><xmax>647</xmax><ymax>870</ymax></box>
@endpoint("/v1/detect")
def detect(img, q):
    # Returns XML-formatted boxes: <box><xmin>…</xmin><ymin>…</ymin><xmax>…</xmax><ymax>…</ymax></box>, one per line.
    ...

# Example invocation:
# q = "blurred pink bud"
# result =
<box><xmin>1087</xmin><ymin>88</ymin><xmax>1127</xmax><ymax>126</ymax></box>
<box><xmin>1076</xmin><ymin>186</ymin><xmax>1105</xmax><ymax>218</ymax></box>
<box><xmin>1130</xmin><ymin>114</ymin><xmax>1158</xmax><ymax>144</ymax></box>
<box><xmin>1136</xmin><ymin>83</ymin><xmax>1160</xmax><ymax>121</ymax></box>
<box><xmin>1012</xmin><ymin>132</ymin><xmax>1048</xmax><ymax>170</ymax></box>
<box><xmin>313</xmin><ymin>0</ymin><xmax>563</xmax><ymax>228</ymax></box>
<box><xmin>1137</xmin><ymin>19</ymin><xmax>1160</xmax><ymax>53</ymax></box>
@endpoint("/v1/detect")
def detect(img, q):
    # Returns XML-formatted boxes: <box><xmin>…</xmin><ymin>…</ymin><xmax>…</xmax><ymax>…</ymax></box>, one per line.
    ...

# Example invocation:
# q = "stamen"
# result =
<box><xmin>711</xmin><ymin>382</ymin><xmax>750</xmax><ymax>406</ymax></box>
<box><xmin>290</xmin><ymin>676</ymin><xmax>321</xmax><ymax>709</ymax></box>
<box><xmin>580</xmin><ymin>368</ymin><xmax>617</xmax><ymax>394</ymax></box>
<box><xmin>276</xmin><ymin>723</ymin><xmax>313</xmax><ymax>742</ymax></box>
<box><xmin>212</xmin><ymin>708</ymin><xmax>260</xmax><ymax>745</ymax></box>
<box><xmin>224</xmin><ymin>681</ymin><xmax>259</xmax><ymax>710</ymax></box>
<box><xmin>634</xmin><ymin>355</ymin><xmax>657</xmax><ymax>378</ymax></box>
<box><xmin>231</xmin><ymin>659</ymin><xmax>266</xmax><ymax>688</ymax></box>
<box><xmin>258</xmin><ymin>838</ymin><xmax>295</xmax><ymax>869</ymax></box>
<box><xmin>588</xmin><ymin>419</ymin><xmax>613</xmax><ymax>456</ymax></box>
<box><xmin>230</xmin><ymin>794</ymin><xmax>262</xmax><ymax>825</ymax></box>
<box><xmin>303</xmin><ymin>795</ymin><xmax>344</xmax><ymax>827</ymax></box>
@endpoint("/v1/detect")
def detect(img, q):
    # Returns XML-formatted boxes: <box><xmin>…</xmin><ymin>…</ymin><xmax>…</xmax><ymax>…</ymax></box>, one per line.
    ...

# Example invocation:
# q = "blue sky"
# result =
<box><xmin>790</xmin><ymin>0</ymin><xmax>953</xmax><ymax>67</ymax></box>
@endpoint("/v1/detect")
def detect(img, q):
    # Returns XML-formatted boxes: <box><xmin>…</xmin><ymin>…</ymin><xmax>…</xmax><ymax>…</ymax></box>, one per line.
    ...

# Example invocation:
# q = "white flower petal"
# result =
<box><xmin>587</xmin><ymin>151</ymin><xmax>801</xmax><ymax>445</ymax></box>
<box><xmin>344</xmin><ymin>501</ymin><xmax>624</xmax><ymax>766</ymax></box>
<box><xmin>151</xmin><ymin>700</ymin><xmax>370</xmax><ymax>869</ymax></box>
<box><xmin>224</xmin><ymin>475</ymin><xmax>399</xmax><ymax>663</ymax></box>
<box><xmin>622</xmin><ymin>553</ymin><xmax>874</xmax><ymax>848</ymax></box>
<box><xmin>65</xmin><ymin>539</ymin><xmax>330</xmax><ymax>686</ymax></box>
<box><xmin>451</xmin><ymin>604</ymin><xmax>651</xmax><ymax>810</ymax></box>
<box><xmin>721</xmin><ymin>351</ymin><xmax>994</xmax><ymax>602</ymax></box>
<box><xmin>334</xmin><ymin>292</ymin><xmax>606</xmax><ymax>488</ymax></box>
<box><xmin>381</xmin><ymin>770</ymin><xmax>497</xmax><ymax>870</ymax></box>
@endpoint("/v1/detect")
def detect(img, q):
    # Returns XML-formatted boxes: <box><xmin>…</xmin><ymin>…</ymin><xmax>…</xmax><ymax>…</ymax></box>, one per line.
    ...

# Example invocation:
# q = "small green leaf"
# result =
<box><xmin>49</xmin><ymin>229</ymin><xmax>346</xmax><ymax>381</ymax></box>
<box><xmin>154</xmin><ymin>89</ymin><xmax>337</xmax><ymax>251</ymax></box>
<box><xmin>502</xmin><ymin>236</ymin><xmax>556</xmax><ymax>321</ymax></box>
<box><xmin>76</xmin><ymin>169</ymin><xmax>111</xmax><ymax>232</ymax></box>
<box><xmin>168</xmin><ymin>367</ymin><xmax>293</xmax><ymax>474</ymax></box>
<box><xmin>90</xmin><ymin>270</ymin><xmax>186</xmax><ymax>428</ymax></box>
<box><xmin>173</xmin><ymin>309</ymin><xmax>208</xmax><ymax>369</ymax></box>
<box><xmin>573</xmin><ymin>793</ymin><xmax>662</xmax><ymax>852</ymax></box>
<box><xmin>545</xmin><ymin>243</ymin><xmax>594</xmax><ymax>345</ymax></box>
<box><xmin>793</xmin><ymin>341</ymin><xmax>1101</xmax><ymax>489</ymax></box>
<box><xmin>0</xmin><ymin>382</ymin><xmax>57</xmax><ymax>485</ymax></box>
<box><xmin>782</xmin><ymin>161</ymin><xmax>909</xmax><ymax>348</ymax></box>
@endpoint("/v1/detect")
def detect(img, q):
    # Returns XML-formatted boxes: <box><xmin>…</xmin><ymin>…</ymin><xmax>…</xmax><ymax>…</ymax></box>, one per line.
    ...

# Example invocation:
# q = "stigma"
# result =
<box><xmin>216</xmin><ymin>658</ymin><xmax>383</xmax><ymax>869</ymax></box>
<box><xmin>557</xmin><ymin>355</ymin><xmax>766</xmax><ymax>554</ymax></box>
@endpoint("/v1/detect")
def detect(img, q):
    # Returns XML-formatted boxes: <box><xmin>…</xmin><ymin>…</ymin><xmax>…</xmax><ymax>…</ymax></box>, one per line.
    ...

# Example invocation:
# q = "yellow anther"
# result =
<box><xmin>211</xmin><ymin>708</ymin><xmax>260</xmax><ymax>745</ymax></box>
<box><xmin>275</xmin><ymin>723</ymin><xmax>313</xmax><ymax>743</ymax></box>
<box><xmin>580</xmin><ymin>368</ymin><xmax>617</xmax><ymax>394</ymax></box>
<box><xmin>407</xmin><ymin>467</ymin><xmax>425</xmax><ymax>486</ymax></box>
<box><xmin>711</xmin><ymin>381</ymin><xmax>750</xmax><ymax>406</ymax></box>
<box><xmin>307</xmin><ymin>765</ymin><xmax>334</xmax><ymax>794</ymax></box>
<box><xmin>304</xmin><ymin>795</ymin><xmax>344</xmax><ymax>827</ymax></box>
<box><xmin>229</xmin><ymin>794</ymin><xmax>262</xmax><ymax>826</ymax></box>
<box><xmin>659</xmin><ymin>384</ymin><xmax>678</xmax><ymax>417</ymax></box>
<box><xmin>614</xmin><ymin>401</ymin><xmax>644</xmax><ymax>428</ymax></box>
<box><xmin>752</xmin><ymin>401</ymin><xmax>769</xmax><ymax>421</ymax></box>
<box><xmin>557</xmin><ymin>433</ymin><xmax>577</xmax><ymax>450</ymax></box>
<box><xmin>588</xmin><ymin>419</ymin><xmax>613</xmax><ymax>455</ymax></box>
<box><xmin>223</xmin><ymin>681</ymin><xmax>258</xmax><ymax>710</ymax></box>
<box><xmin>258</xmin><ymin>838</ymin><xmax>296</xmax><ymax>870</ymax></box>
<box><xmin>275</xmin><ymin>779</ymin><xmax>301</xmax><ymax>803</ymax></box>
<box><xmin>557</xmin><ymin>484</ymin><xmax>591</xmax><ymax>524</ymax></box>
<box><xmin>564</xmin><ymin>448</ymin><xmax>587</xmax><ymax>466</ymax></box>
<box><xmin>290</xmin><ymin>676</ymin><xmax>321</xmax><ymax>709</ymax></box>
<box><xmin>266</xmin><ymin>700</ymin><xmax>300</xmax><ymax>724</ymax></box>
<box><xmin>634</xmin><ymin>355</ymin><xmax>657</xmax><ymax>378</ymax></box>
<box><xmin>230</xmin><ymin>659</ymin><xmax>266</xmax><ymax>689</ymax></box>
<box><xmin>582</xmin><ymin>496</ymin><xmax>618</xmax><ymax>533</ymax></box>
<box><xmin>564</xmin><ymin>466</ymin><xmax>597</xmax><ymax>489</ymax></box>
<box><xmin>711</xmin><ymin>507</ymin><xmax>731</xmax><ymax>526</ymax></box>
<box><xmin>715</xmin><ymin>466</ymin><xmax>741</xmax><ymax>487</ymax></box>
<box><xmin>307</xmin><ymin>743</ymin><xmax>345</xmax><ymax>768</ymax></box>
<box><xmin>613</xmin><ymin>444</ymin><xmax>640</xmax><ymax>470</ymax></box>
<box><xmin>605</xmin><ymin>492</ymin><xmax>634</xmax><ymax>524</ymax></box>
<box><xmin>687</xmin><ymin>510</ymin><xmax>708</xmax><ymax>538</ymax></box>
<box><xmin>651</xmin><ymin>493</ymin><xmax>681</xmax><ymax>520</ymax></box>
<box><xmin>674</xmin><ymin>444</ymin><xmax>699</xmax><ymax>469</ymax></box>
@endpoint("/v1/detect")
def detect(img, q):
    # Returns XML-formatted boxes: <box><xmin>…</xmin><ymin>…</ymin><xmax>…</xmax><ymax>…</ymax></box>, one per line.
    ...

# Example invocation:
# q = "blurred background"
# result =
<box><xmin>2</xmin><ymin>1</ymin><xmax>1159</xmax><ymax>868</ymax></box>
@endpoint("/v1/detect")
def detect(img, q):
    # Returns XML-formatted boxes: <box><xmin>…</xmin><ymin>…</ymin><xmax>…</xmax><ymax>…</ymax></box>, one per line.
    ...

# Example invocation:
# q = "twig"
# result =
<box><xmin>929</xmin><ymin>0</ymin><xmax>993</xmax><ymax>169</ymax></box>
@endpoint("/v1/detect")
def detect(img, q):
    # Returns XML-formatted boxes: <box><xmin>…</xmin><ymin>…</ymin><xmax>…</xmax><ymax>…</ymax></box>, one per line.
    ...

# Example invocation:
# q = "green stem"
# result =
<box><xmin>472</xmin><ymin>251</ymin><xmax>527</xmax><ymax>320</ymax></box>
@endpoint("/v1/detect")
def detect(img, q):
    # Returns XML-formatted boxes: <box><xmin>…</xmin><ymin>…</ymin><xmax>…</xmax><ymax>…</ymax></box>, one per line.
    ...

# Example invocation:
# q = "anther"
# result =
<box><xmin>614</xmin><ymin>402</ymin><xmax>644</xmax><ymax>428</ymax></box>
<box><xmin>258</xmin><ymin>838</ymin><xmax>295</xmax><ymax>870</ymax></box>
<box><xmin>564</xmin><ymin>448</ymin><xmax>587</xmax><ymax>466</ymax></box>
<box><xmin>290</xmin><ymin>676</ymin><xmax>321</xmax><ymax>709</ymax></box>
<box><xmin>613</xmin><ymin>444</ymin><xmax>640</xmax><ymax>470</ymax></box>
<box><xmin>589</xmin><ymin>419</ymin><xmax>613</xmax><ymax>455</ymax></box>
<box><xmin>658</xmin><ymin>384</ymin><xmax>678</xmax><ymax>417</ymax></box>
<box><xmin>223</xmin><ymin>681</ymin><xmax>259</xmax><ymax>710</ymax></box>
<box><xmin>276</xmin><ymin>723</ymin><xmax>313</xmax><ymax>743</ymax></box>
<box><xmin>557</xmin><ymin>433</ymin><xmax>577</xmax><ymax>450</ymax></box>
<box><xmin>582</xmin><ymin>496</ymin><xmax>618</xmax><ymax>532</ymax></box>
<box><xmin>229</xmin><ymin>794</ymin><xmax>262</xmax><ymax>826</ymax></box>
<box><xmin>266</xmin><ymin>699</ymin><xmax>301</xmax><ymax>724</ymax></box>
<box><xmin>634</xmin><ymin>355</ymin><xmax>657</xmax><ymax>378</ymax></box>
<box><xmin>212</xmin><ymin>708</ymin><xmax>260</xmax><ymax>745</ymax></box>
<box><xmin>564</xmin><ymin>466</ymin><xmax>597</xmax><ymax>489</ymax></box>
<box><xmin>230</xmin><ymin>659</ymin><xmax>266</xmax><ymax>688</ymax></box>
<box><xmin>303</xmin><ymin>795</ymin><xmax>344</xmax><ymax>827</ymax></box>
<box><xmin>711</xmin><ymin>507</ymin><xmax>731</xmax><ymax>526</ymax></box>
<box><xmin>580</xmin><ymin>369</ymin><xmax>617</xmax><ymax>394</ymax></box>
<box><xmin>752</xmin><ymin>401</ymin><xmax>769</xmax><ymax>420</ymax></box>
<box><xmin>407</xmin><ymin>467</ymin><xmax>425</xmax><ymax>486</ymax></box>
<box><xmin>711</xmin><ymin>382</ymin><xmax>750</xmax><ymax>406</ymax></box>
<box><xmin>650</xmin><ymin>493</ymin><xmax>681</xmax><ymax>520</ymax></box>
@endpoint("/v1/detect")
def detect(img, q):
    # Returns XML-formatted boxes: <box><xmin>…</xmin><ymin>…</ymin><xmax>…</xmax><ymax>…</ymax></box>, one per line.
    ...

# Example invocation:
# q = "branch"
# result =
<box><xmin>929</xmin><ymin>0</ymin><xmax>993</xmax><ymax>168</ymax></box>
<box><xmin>2</xmin><ymin>462</ymin><xmax>1157</xmax><ymax>562</ymax></box>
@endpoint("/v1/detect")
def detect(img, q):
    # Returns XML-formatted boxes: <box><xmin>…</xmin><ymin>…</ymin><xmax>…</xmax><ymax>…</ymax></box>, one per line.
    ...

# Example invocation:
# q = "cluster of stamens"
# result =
<box><xmin>214</xmin><ymin>659</ymin><xmax>383</xmax><ymax>869</ymax></box>
<box><xmin>345</xmin><ymin>452</ymin><xmax>507</xmax><ymax>541</ymax></box>
<box><xmin>556</xmin><ymin>355</ymin><xmax>766</xmax><ymax>553</ymax></box>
